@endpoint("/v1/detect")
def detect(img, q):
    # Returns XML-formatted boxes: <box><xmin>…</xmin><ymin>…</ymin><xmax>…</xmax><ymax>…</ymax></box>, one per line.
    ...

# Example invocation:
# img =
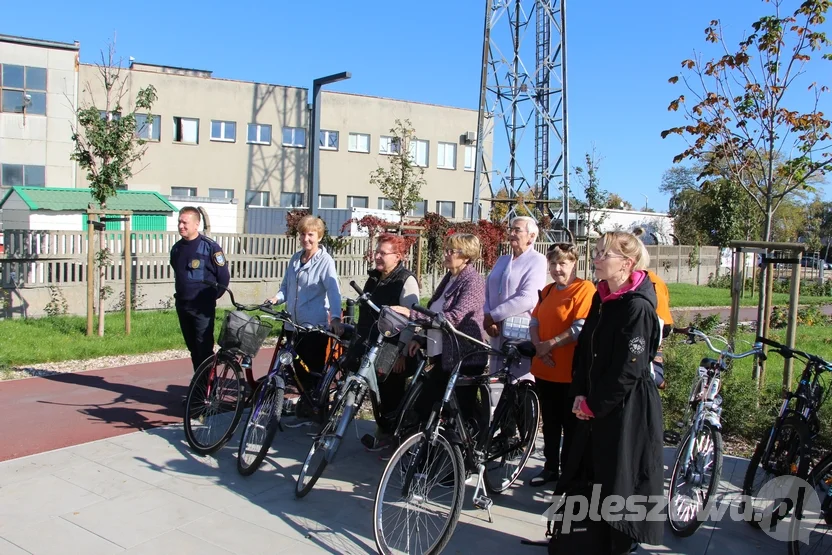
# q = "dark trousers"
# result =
<box><xmin>176</xmin><ymin>303</ymin><xmax>216</xmax><ymax>372</ymax></box>
<box><xmin>377</xmin><ymin>355</ymin><xmax>418</xmax><ymax>434</ymax></box>
<box><xmin>536</xmin><ymin>378</ymin><xmax>576</xmax><ymax>476</ymax></box>
<box><xmin>287</xmin><ymin>330</ymin><xmax>330</xmax><ymax>393</ymax></box>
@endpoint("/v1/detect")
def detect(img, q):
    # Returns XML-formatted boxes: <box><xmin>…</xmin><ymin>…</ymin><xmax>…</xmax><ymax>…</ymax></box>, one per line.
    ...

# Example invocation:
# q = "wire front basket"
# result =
<box><xmin>218</xmin><ymin>310</ymin><xmax>272</xmax><ymax>357</ymax></box>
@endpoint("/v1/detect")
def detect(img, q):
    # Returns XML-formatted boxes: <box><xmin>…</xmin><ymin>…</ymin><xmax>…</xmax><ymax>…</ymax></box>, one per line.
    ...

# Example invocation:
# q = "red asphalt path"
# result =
<box><xmin>0</xmin><ymin>348</ymin><xmax>275</xmax><ymax>462</ymax></box>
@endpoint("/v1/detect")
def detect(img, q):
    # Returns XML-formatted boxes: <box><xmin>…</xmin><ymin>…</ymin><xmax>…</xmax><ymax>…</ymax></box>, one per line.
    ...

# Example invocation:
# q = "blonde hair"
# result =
<box><xmin>546</xmin><ymin>242</ymin><xmax>578</xmax><ymax>264</ymax></box>
<box><xmin>446</xmin><ymin>233</ymin><xmax>481</xmax><ymax>263</ymax></box>
<box><xmin>598</xmin><ymin>231</ymin><xmax>650</xmax><ymax>270</ymax></box>
<box><xmin>296</xmin><ymin>215</ymin><xmax>325</xmax><ymax>239</ymax></box>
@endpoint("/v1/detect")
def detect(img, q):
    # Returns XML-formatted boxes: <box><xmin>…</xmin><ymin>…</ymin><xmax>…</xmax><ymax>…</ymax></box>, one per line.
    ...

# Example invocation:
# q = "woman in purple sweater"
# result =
<box><xmin>409</xmin><ymin>233</ymin><xmax>488</xmax><ymax>431</ymax></box>
<box><xmin>484</xmin><ymin>216</ymin><xmax>548</xmax><ymax>380</ymax></box>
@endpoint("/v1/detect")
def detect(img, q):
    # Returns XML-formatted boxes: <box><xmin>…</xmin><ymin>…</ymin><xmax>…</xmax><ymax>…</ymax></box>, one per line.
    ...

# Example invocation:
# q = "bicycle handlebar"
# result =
<box><xmin>349</xmin><ymin>280</ymin><xmax>381</xmax><ymax>314</ymax></box>
<box><xmin>756</xmin><ymin>335</ymin><xmax>832</xmax><ymax>368</ymax></box>
<box><xmin>411</xmin><ymin>303</ymin><xmax>501</xmax><ymax>356</ymax></box>
<box><xmin>672</xmin><ymin>327</ymin><xmax>763</xmax><ymax>360</ymax></box>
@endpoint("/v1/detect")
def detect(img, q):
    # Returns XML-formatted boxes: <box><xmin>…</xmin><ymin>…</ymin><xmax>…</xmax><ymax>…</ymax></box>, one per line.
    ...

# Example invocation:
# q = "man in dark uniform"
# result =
<box><xmin>170</xmin><ymin>206</ymin><xmax>230</xmax><ymax>372</ymax></box>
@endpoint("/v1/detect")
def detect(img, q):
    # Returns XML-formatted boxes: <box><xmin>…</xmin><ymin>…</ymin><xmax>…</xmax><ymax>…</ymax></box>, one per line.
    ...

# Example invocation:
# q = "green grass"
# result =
<box><xmin>668</xmin><ymin>283</ymin><xmax>832</xmax><ymax>308</ymax></box>
<box><xmin>0</xmin><ymin>308</ymin><xmax>280</xmax><ymax>367</ymax></box>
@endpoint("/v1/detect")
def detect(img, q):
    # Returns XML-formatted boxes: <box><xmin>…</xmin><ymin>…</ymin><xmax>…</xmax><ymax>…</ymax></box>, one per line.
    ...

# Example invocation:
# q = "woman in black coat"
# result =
<box><xmin>562</xmin><ymin>231</ymin><xmax>664</xmax><ymax>554</ymax></box>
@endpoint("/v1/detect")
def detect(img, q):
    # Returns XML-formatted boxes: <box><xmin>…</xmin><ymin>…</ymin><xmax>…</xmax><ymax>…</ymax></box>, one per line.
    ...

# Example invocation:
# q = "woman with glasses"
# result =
<box><xmin>527</xmin><ymin>243</ymin><xmax>595</xmax><ymax>488</ymax></box>
<box><xmin>556</xmin><ymin>231</ymin><xmax>664</xmax><ymax>554</ymax></box>
<box><xmin>355</xmin><ymin>233</ymin><xmax>421</xmax><ymax>451</ymax></box>
<box><xmin>409</xmin><ymin>233</ymin><xmax>488</xmax><ymax>434</ymax></box>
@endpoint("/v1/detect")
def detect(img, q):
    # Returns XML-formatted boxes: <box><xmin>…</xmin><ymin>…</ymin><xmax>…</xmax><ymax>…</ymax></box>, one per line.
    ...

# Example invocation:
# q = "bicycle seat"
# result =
<box><xmin>503</xmin><ymin>339</ymin><xmax>536</xmax><ymax>358</ymax></box>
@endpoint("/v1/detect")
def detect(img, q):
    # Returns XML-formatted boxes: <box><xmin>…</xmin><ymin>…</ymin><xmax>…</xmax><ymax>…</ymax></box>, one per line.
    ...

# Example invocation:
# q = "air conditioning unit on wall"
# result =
<box><xmin>463</xmin><ymin>131</ymin><xmax>476</xmax><ymax>144</ymax></box>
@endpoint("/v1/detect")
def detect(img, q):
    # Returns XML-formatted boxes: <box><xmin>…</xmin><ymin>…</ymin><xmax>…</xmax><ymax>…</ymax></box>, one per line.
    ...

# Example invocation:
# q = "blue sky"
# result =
<box><xmin>4</xmin><ymin>0</ymin><xmax>829</xmax><ymax>211</ymax></box>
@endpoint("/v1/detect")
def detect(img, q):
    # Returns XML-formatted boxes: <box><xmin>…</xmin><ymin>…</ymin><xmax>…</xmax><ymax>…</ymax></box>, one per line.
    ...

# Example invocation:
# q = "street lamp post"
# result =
<box><xmin>309</xmin><ymin>71</ymin><xmax>351</xmax><ymax>216</ymax></box>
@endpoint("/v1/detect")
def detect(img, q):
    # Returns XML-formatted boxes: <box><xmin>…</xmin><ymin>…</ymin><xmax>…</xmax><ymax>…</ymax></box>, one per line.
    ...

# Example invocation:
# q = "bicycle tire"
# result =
<box><xmin>393</xmin><ymin>378</ymin><xmax>425</xmax><ymax>442</ymax></box>
<box><xmin>316</xmin><ymin>358</ymin><xmax>345</xmax><ymax>422</ymax></box>
<box><xmin>295</xmin><ymin>386</ymin><xmax>357</xmax><ymax>498</ymax></box>
<box><xmin>236</xmin><ymin>380</ymin><xmax>283</xmax><ymax>476</ymax></box>
<box><xmin>742</xmin><ymin>416</ymin><xmax>812</xmax><ymax>528</ymax></box>
<box><xmin>484</xmin><ymin>385</ymin><xmax>540</xmax><ymax>495</ymax></box>
<box><xmin>374</xmin><ymin>431</ymin><xmax>465</xmax><ymax>555</ymax></box>
<box><xmin>183</xmin><ymin>354</ymin><xmax>245</xmax><ymax>455</ymax></box>
<box><xmin>787</xmin><ymin>451</ymin><xmax>832</xmax><ymax>554</ymax></box>
<box><xmin>667</xmin><ymin>423</ymin><xmax>723</xmax><ymax>537</ymax></box>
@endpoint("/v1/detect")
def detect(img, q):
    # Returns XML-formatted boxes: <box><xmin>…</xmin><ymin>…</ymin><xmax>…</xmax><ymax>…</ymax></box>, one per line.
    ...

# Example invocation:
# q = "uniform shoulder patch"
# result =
<box><xmin>629</xmin><ymin>336</ymin><xmax>646</xmax><ymax>355</ymax></box>
<box><xmin>213</xmin><ymin>251</ymin><xmax>226</xmax><ymax>266</ymax></box>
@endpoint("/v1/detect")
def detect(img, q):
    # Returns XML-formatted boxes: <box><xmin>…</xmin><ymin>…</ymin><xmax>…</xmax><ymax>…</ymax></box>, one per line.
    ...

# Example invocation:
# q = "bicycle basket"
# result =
<box><xmin>377</xmin><ymin>307</ymin><xmax>410</xmax><ymax>339</ymax></box>
<box><xmin>218</xmin><ymin>310</ymin><xmax>272</xmax><ymax>356</ymax></box>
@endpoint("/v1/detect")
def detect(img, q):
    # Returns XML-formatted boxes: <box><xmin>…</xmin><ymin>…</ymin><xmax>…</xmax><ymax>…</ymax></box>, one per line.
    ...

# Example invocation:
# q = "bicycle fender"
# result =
<box><xmin>704</xmin><ymin>411</ymin><xmax>722</xmax><ymax>430</ymax></box>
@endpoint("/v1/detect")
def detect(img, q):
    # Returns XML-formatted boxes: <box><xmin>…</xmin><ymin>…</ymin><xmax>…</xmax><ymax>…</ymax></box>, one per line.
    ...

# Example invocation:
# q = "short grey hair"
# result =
<box><xmin>511</xmin><ymin>216</ymin><xmax>539</xmax><ymax>238</ymax></box>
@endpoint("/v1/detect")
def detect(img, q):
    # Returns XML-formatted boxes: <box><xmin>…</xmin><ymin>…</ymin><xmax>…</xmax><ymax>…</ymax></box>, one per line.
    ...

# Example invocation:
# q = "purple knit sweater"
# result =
<box><xmin>425</xmin><ymin>263</ymin><xmax>488</xmax><ymax>372</ymax></box>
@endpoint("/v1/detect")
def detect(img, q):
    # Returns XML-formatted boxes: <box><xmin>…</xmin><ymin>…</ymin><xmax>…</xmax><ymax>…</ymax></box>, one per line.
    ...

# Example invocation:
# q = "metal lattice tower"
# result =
<box><xmin>471</xmin><ymin>0</ymin><xmax>569</xmax><ymax>238</ymax></box>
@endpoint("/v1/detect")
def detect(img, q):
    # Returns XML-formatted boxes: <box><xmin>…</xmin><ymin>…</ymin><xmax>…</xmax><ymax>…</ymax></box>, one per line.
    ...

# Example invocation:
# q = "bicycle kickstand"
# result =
<box><xmin>472</xmin><ymin>462</ymin><xmax>494</xmax><ymax>523</ymax></box>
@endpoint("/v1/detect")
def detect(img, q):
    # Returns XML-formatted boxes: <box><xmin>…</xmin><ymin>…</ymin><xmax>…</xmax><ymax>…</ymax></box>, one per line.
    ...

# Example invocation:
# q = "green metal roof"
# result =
<box><xmin>0</xmin><ymin>187</ymin><xmax>178</xmax><ymax>213</ymax></box>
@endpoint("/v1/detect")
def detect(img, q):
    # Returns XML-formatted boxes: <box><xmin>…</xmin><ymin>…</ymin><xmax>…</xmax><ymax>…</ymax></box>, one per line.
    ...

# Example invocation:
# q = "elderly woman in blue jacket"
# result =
<box><xmin>268</xmin><ymin>215</ymin><xmax>341</xmax><ymax>390</ymax></box>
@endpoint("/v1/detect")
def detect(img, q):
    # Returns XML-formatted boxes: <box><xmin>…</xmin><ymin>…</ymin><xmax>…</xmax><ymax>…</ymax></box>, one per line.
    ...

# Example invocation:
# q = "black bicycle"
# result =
<box><xmin>183</xmin><ymin>281</ymin><xmax>350</xmax><ymax>458</ymax></box>
<box><xmin>372</xmin><ymin>303</ymin><xmax>540</xmax><ymax>555</ymax></box>
<box><xmin>742</xmin><ymin>335</ymin><xmax>832</xmax><ymax>528</ymax></box>
<box><xmin>787</xmin><ymin>448</ymin><xmax>832</xmax><ymax>554</ymax></box>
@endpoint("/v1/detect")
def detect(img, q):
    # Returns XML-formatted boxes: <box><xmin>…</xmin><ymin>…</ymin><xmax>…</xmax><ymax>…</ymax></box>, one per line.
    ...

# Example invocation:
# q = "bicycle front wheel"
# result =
<box><xmin>236</xmin><ymin>380</ymin><xmax>283</xmax><ymax>476</ymax></box>
<box><xmin>742</xmin><ymin>416</ymin><xmax>812</xmax><ymax>528</ymax></box>
<box><xmin>374</xmin><ymin>431</ymin><xmax>465</xmax><ymax>555</ymax></box>
<box><xmin>484</xmin><ymin>385</ymin><xmax>540</xmax><ymax>495</ymax></box>
<box><xmin>787</xmin><ymin>451</ymin><xmax>832</xmax><ymax>554</ymax></box>
<box><xmin>295</xmin><ymin>386</ymin><xmax>357</xmax><ymax>498</ymax></box>
<box><xmin>184</xmin><ymin>355</ymin><xmax>245</xmax><ymax>455</ymax></box>
<box><xmin>667</xmin><ymin>422</ymin><xmax>723</xmax><ymax>537</ymax></box>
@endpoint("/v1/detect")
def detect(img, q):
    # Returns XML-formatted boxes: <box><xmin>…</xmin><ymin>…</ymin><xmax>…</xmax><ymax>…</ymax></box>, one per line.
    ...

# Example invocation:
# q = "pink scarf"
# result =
<box><xmin>597</xmin><ymin>270</ymin><xmax>647</xmax><ymax>303</ymax></box>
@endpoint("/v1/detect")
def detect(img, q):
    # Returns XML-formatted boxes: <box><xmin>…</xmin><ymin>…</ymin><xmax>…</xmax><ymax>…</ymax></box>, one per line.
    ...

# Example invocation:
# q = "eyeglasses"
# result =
<box><xmin>444</xmin><ymin>249</ymin><xmax>463</xmax><ymax>256</ymax></box>
<box><xmin>591</xmin><ymin>248</ymin><xmax>627</xmax><ymax>261</ymax></box>
<box><xmin>374</xmin><ymin>250</ymin><xmax>397</xmax><ymax>257</ymax></box>
<box><xmin>548</xmin><ymin>242</ymin><xmax>577</xmax><ymax>253</ymax></box>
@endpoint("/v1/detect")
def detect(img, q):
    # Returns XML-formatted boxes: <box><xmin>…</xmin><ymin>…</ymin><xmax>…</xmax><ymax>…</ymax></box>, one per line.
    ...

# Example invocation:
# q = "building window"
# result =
<box><xmin>408</xmin><ymin>200</ymin><xmax>427</xmax><ymax>218</ymax></box>
<box><xmin>464</xmin><ymin>145</ymin><xmax>476</xmax><ymax>171</ymax></box>
<box><xmin>281</xmin><ymin>192</ymin><xmax>305</xmax><ymax>207</ymax></box>
<box><xmin>209</xmin><ymin>188</ymin><xmax>234</xmax><ymax>199</ymax></box>
<box><xmin>171</xmin><ymin>187</ymin><xmax>197</xmax><ymax>197</ymax></box>
<box><xmin>1</xmin><ymin>164</ymin><xmax>45</xmax><ymax>187</ymax></box>
<box><xmin>408</xmin><ymin>139</ymin><xmax>429</xmax><ymax>167</ymax></box>
<box><xmin>210</xmin><ymin>120</ymin><xmax>236</xmax><ymax>142</ymax></box>
<box><xmin>463</xmin><ymin>202</ymin><xmax>474</xmax><ymax>220</ymax></box>
<box><xmin>282</xmin><ymin>127</ymin><xmax>306</xmax><ymax>148</ymax></box>
<box><xmin>0</xmin><ymin>64</ymin><xmax>47</xmax><ymax>115</ymax></box>
<box><xmin>437</xmin><ymin>201</ymin><xmax>455</xmax><ymax>218</ymax></box>
<box><xmin>378</xmin><ymin>197</ymin><xmax>394</xmax><ymax>211</ymax></box>
<box><xmin>246</xmin><ymin>190</ymin><xmax>270</xmax><ymax>207</ymax></box>
<box><xmin>379</xmin><ymin>136</ymin><xmax>400</xmax><ymax>155</ymax></box>
<box><xmin>319</xmin><ymin>130</ymin><xmax>339</xmax><ymax>150</ymax></box>
<box><xmin>247</xmin><ymin>123</ymin><xmax>272</xmax><ymax>145</ymax></box>
<box><xmin>437</xmin><ymin>142</ymin><xmax>457</xmax><ymax>170</ymax></box>
<box><xmin>319</xmin><ymin>194</ymin><xmax>337</xmax><ymax>209</ymax></box>
<box><xmin>348</xmin><ymin>132</ymin><xmax>370</xmax><ymax>153</ymax></box>
<box><xmin>135</xmin><ymin>114</ymin><xmax>161</xmax><ymax>141</ymax></box>
<box><xmin>347</xmin><ymin>196</ymin><xmax>368</xmax><ymax>209</ymax></box>
<box><xmin>173</xmin><ymin>117</ymin><xmax>199</xmax><ymax>144</ymax></box>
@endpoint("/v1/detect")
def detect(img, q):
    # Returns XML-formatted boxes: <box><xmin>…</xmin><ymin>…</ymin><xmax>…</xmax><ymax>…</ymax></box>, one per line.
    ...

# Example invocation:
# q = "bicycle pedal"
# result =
<box><xmin>664</xmin><ymin>430</ymin><xmax>681</xmax><ymax>445</ymax></box>
<box><xmin>473</xmin><ymin>495</ymin><xmax>493</xmax><ymax>510</ymax></box>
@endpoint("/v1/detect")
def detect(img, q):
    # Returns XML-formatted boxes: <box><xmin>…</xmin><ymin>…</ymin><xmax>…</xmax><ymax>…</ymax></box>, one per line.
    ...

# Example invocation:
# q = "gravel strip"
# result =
<box><xmin>1</xmin><ymin>338</ymin><xmax>280</xmax><ymax>382</ymax></box>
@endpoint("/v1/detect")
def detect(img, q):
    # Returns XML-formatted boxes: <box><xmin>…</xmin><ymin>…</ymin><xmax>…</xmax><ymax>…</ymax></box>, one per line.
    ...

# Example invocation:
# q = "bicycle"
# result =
<box><xmin>372</xmin><ymin>303</ymin><xmax>540</xmax><ymax>555</ymax></box>
<box><xmin>664</xmin><ymin>327</ymin><xmax>763</xmax><ymax>537</ymax></box>
<box><xmin>182</xmin><ymin>281</ymin><xmax>351</xmax><ymax>457</ymax></box>
<box><xmin>295</xmin><ymin>281</ymin><xmax>420</xmax><ymax>498</ymax></box>
<box><xmin>787</xmin><ymin>448</ymin><xmax>832</xmax><ymax>554</ymax></box>
<box><xmin>236</xmin><ymin>308</ymin><xmax>353</xmax><ymax>475</ymax></box>
<box><xmin>741</xmin><ymin>335</ymin><xmax>832</xmax><ymax>528</ymax></box>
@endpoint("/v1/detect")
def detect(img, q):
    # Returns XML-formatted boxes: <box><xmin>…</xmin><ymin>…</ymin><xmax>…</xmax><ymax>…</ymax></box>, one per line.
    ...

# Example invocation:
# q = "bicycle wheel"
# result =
<box><xmin>393</xmin><ymin>378</ymin><xmax>425</xmax><ymax>443</ymax></box>
<box><xmin>316</xmin><ymin>358</ymin><xmax>345</xmax><ymax>422</ymax></box>
<box><xmin>236</xmin><ymin>380</ymin><xmax>284</xmax><ymax>476</ymax></box>
<box><xmin>295</xmin><ymin>386</ymin><xmax>357</xmax><ymax>498</ymax></box>
<box><xmin>742</xmin><ymin>416</ymin><xmax>812</xmax><ymax>528</ymax></box>
<box><xmin>788</xmin><ymin>452</ymin><xmax>832</xmax><ymax>554</ymax></box>
<box><xmin>184</xmin><ymin>355</ymin><xmax>245</xmax><ymax>455</ymax></box>
<box><xmin>374</xmin><ymin>431</ymin><xmax>465</xmax><ymax>555</ymax></box>
<box><xmin>484</xmin><ymin>385</ymin><xmax>540</xmax><ymax>495</ymax></box>
<box><xmin>667</xmin><ymin>423</ymin><xmax>723</xmax><ymax>537</ymax></box>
